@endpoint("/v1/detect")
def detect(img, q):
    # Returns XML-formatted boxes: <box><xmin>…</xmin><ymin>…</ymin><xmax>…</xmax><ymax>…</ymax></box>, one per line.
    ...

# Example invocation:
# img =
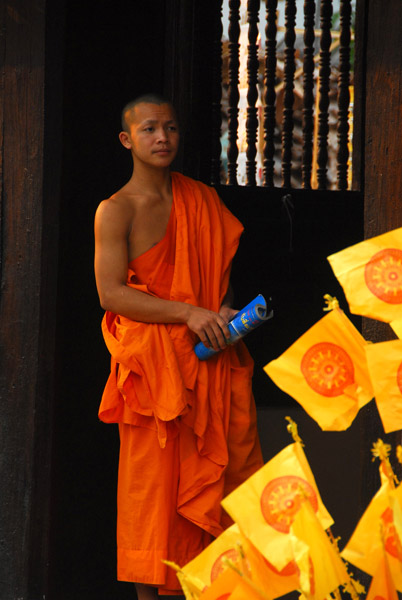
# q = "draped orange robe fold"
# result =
<box><xmin>98</xmin><ymin>172</ymin><xmax>263</xmax><ymax>594</ymax></box>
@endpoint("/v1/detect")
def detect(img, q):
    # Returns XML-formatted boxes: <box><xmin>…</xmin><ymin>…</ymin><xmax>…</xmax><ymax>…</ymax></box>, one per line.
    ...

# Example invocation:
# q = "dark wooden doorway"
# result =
<box><xmin>46</xmin><ymin>4</ymin><xmax>364</xmax><ymax>597</ymax></box>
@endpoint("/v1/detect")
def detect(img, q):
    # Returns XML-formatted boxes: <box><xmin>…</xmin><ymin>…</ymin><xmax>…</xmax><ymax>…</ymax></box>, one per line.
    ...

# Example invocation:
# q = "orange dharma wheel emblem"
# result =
<box><xmin>381</xmin><ymin>507</ymin><xmax>402</xmax><ymax>561</ymax></box>
<box><xmin>260</xmin><ymin>475</ymin><xmax>318</xmax><ymax>533</ymax></box>
<box><xmin>364</xmin><ymin>248</ymin><xmax>402</xmax><ymax>304</ymax></box>
<box><xmin>211</xmin><ymin>548</ymin><xmax>239</xmax><ymax>582</ymax></box>
<box><xmin>300</xmin><ymin>342</ymin><xmax>354</xmax><ymax>397</ymax></box>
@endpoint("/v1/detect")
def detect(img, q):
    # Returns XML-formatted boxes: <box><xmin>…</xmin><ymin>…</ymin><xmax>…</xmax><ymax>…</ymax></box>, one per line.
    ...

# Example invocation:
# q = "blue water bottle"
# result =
<box><xmin>194</xmin><ymin>294</ymin><xmax>273</xmax><ymax>360</ymax></box>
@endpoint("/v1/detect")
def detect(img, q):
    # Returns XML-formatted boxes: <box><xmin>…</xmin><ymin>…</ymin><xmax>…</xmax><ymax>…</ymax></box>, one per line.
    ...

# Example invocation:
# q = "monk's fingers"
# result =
<box><xmin>216</xmin><ymin>317</ymin><xmax>231</xmax><ymax>341</ymax></box>
<box><xmin>219</xmin><ymin>305</ymin><xmax>238</xmax><ymax>323</ymax></box>
<box><xmin>204</xmin><ymin>320</ymin><xmax>229</xmax><ymax>351</ymax></box>
<box><xmin>186</xmin><ymin>307</ymin><xmax>230</xmax><ymax>349</ymax></box>
<box><xmin>202</xmin><ymin>330</ymin><xmax>221</xmax><ymax>352</ymax></box>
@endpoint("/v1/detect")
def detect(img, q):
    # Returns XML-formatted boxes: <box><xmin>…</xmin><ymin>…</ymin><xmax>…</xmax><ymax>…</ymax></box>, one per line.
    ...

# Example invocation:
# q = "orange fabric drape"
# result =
<box><xmin>98</xmin><ymin>173</ymin><xmax>263</xmax><ymax>593</ymax></box>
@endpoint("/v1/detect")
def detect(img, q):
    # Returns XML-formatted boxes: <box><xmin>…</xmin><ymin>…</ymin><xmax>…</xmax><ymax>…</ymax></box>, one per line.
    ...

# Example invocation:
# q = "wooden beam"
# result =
<box><xmin>0</xmin><ymin>1</ymin><xmax>62</xmax><ymax>597</ymax></box>
<box><xmin>357</xmin><ymin>0</ymin><xmax>402</xmax><ymax>535</ymax></box>
<box><xmin>363</xmin><ymin>0</ymin><xmax>402</xmax><ymax>343</ymax></box>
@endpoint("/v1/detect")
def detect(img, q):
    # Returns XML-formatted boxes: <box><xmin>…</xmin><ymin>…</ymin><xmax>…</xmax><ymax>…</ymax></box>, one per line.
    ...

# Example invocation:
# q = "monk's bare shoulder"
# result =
<box><xmin>95</xmin><ymin>187</ymin><xmax>139</xmax><ymax>238</ymax></box>
<box><xmin>95</xmin><ymin>184</ymin><xmax>172</xmax><ymax>261</ymax></box>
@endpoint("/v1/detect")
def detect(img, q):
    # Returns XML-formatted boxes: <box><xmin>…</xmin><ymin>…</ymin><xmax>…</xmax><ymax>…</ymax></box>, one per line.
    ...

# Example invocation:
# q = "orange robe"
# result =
<box><xmin>99</xmin><ymin>172</ymin><xmax>263</xmax><ymax>594</ymax></box>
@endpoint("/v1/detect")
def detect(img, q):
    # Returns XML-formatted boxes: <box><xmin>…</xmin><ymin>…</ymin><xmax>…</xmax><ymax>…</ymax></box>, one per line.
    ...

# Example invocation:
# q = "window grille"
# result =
<box><xmin>212</xmin><ymin>0</ymin><xmax>355</xmax><ymax>190</ymax></box>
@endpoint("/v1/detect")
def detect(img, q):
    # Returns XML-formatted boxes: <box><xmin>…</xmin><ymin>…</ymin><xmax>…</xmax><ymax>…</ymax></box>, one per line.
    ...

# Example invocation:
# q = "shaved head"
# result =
<box><xmin>121</xmin><ymin>94</ymin><xmax>175</xmax><ymax>132</ymax></box>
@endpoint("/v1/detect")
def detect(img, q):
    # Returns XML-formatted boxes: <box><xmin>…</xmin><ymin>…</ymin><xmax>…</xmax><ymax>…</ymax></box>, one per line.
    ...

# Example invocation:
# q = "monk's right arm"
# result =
<box><xmin>94</xmin><ymin>200</ymin><xmax>230</xmax><ymax>351</ymax></box>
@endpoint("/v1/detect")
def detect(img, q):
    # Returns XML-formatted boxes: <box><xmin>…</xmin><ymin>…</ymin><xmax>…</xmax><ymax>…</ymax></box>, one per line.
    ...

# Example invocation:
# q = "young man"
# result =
<box><xmin>94</xmin><ymin>94</ymin><xmax>263</xmax><ymax>599</ymax></box>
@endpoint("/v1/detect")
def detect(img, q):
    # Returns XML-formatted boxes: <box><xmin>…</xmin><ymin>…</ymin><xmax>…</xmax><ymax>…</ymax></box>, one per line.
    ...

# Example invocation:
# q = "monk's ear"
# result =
<box><xmin>119</xmin><ymin>131</ymin><xmax>132</xmax><ymax>149</ymax></box>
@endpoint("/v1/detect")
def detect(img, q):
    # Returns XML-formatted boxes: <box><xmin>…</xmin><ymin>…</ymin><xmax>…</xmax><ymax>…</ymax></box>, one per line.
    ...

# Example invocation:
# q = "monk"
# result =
<box><xmin>94</xmin><ymin>94</ymin><xmax>263</xmax><ymax>599</ymax></box>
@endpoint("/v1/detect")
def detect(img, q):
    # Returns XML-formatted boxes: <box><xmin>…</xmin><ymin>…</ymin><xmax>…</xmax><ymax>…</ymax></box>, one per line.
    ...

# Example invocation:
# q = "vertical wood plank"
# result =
<box><xmin>281</xmin><ymin>0</ymin><xmax>296</xmax><ymax>188</ymax></box>
<box><xmin>246</xmin><ymin>0</ymin><xmax>260</xmax><ymax>186</ymax></box>
<box><xmin>0</xmin><ymin>5</ymin><xmax>43</xmax><ymax>593</ymax></box>
<box><xmin>0</xmin><ymin>2</ymin><xmax>54</xmax><ymax>599</ymax></box>
<box><xmin>363</xmin><ymin>0</ymin><xmax>402</xmax><ymax>317</ymax></box>
<box><xmin>351</xmin><ymin>0</ymin><xmax>366</xmax><ymax>192</ymax></box>
<box><xmin>336</xmin><ymin>0</ymin><xmax>352</xmax><ymax>190</ymax></box>
<box><xmin>0</xmin><ymin>0</ymin><xmax>4</xmax><ymax>277</ymax></box>
<box><xmin>0</xmin><ymin>1</ymin><xmax>63</xmax><ymax>597</ymax></box>
<box><xmin>210</xmin><ymin>0</ymin><xmax>224</xmax><ymax>185</ymax></box>
<box><xmin>301</xmin><ymin>0</ymin><xmax>316</xmax><ymax>189</ymax></box>
<box><xmin>263</xmin><ymin>0</ymin><xmax>278</xmax><ymax>188</ymax></box>
<box><xmin>360</xmin><ymin>0</ymin><xmax>402</xmax><ymax>533</ymax></box>
<box><xmin>227</xmin><ymin>0</ymin><xmax>241</xmax><ymax>185</ymax></box>
<box><xmin>316</xmin><ymin>0</ymin><xmax>333</xmax><ymax>189</ymax></box>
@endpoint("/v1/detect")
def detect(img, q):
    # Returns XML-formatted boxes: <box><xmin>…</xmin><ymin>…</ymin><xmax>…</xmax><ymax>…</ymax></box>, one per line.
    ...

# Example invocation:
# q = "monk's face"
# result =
<box><xmin>120</xmin><ymin>102</ymin><xmax>180</xmax><ymax>168</ymax></box>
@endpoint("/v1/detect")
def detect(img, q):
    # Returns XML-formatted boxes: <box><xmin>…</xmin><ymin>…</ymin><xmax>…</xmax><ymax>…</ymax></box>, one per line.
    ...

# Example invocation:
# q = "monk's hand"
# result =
<box><xmin>219</xmin><ymin>305</ymin><xmax>238</xmax><ymax>324</ymax></box>
<box><xmin>186</xmin><ymin>306</ymin><xmax>231</xmax><ymax>351</ymax></box>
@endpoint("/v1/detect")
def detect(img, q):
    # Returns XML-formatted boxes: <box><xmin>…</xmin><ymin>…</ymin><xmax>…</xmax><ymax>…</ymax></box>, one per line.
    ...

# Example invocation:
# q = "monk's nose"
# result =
<box><xmin>156</xmin><ymin>128</ymin><xmax>168</xmax><ymax>142</ymax></box>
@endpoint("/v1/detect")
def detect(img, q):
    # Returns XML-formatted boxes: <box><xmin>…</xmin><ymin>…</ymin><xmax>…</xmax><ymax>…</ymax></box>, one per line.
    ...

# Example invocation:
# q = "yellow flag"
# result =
<box><xmin>264</xmin><ymin>308</ymin><xmax>373</xmax><ymax>430</ymax></box>
<box><xmin>390</xmin><ymin>318</ymin><xmax>402</xmax><ymax>339</ymax></box>
<box><xmin>181</xmin><ymin>519</ymin><xmax>300</xmax><ymax>599</ymax></box>
<box><xmin>290</xmin><ymin>500</ymin><xmax>349</xmax><ymax>600</ymax></box>
<box><xmin>365</xmin><ymin>340</ymin><xmax>402</xmax><ymax>433</ymax></box>
<box><xmin>228</xmin><ymin>576</ymin><xmax>270</xmax><ymax>600</ymax></box>
<box><xmin>176</xmin><ymin>571</ymin><xmax>205</xmax><ymax>600</ymax></box>
<box><xmin>197</xmin><ymin>566</ymin><xmax>241</xmax><ymax>600</ymax></box>
<box><xmin>240</xmin><ymin>533</ymin><xmax>300</xmax><ymax>599</ymax></box>
<box><xmin>221</xmin><ymin>442</ymin><xmax>333</xmax><ymax>571</ymax></box>
<box><xmin>163</xmin><ymin>560</ymin><xmax>205</xmax><ymax>600</ymax></box>
<box><xmin>342</xmin><ymin>474</ymin><xmax>402</xmax><ymax>591</ymax></box>
<box><xmin>327</xmin><ymin>227</ymin><xmax>402</xmax><ymax>322</ymax></box>
<box><xmin>181</xmin><ymin>524</ymin><xmax>243</xmax><ymax>588</ymax></box>
<box><xmin>198</xmin><ymin>566</ymin><xmax>270</xmax><ymax>600</ymax></box>
<box><xmin>366</xmin><ymin>547</ymin><xmax>399</xmax><ymax>600</ymax></box>
<box><xmin>390</xmin><ymin>486</ymin><xmax>402</xmax><ymax>551</ymax></box>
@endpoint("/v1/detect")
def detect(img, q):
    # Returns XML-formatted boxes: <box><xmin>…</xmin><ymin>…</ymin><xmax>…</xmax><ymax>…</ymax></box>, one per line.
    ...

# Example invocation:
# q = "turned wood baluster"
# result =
<box><xmin>281</xmin><ymin>0</ymin><xmax>296</xmax><ymax>188</ymax></box>
<box><xmin>246</xmin><ymin>0</ymin><xmax>259</xmax><ymax>186</ymax></box>
<box><xmin>210</xmin><ymin>0</ymin><xmax>223</xmax><ymax>185</ymax></box>
<box><xmin>263</xmin><ymin>0</ymin><xmax>278</xmax><ymax>188</ymax></box>
<box><xmin>227</xmin><ymin>0</ymin><xmax>241</xmax><ymax>186</ymax></box>
<box><xmin>301</xmin><ymin>0</ymin><xmax>315</xmax><ymax>189</ymax></box>
<box><xmin>316</xmin><ymin>0</ymin><xmax>332</xmax><ymax>190</ymax></box>
<box><xmin>336</xmin><ymin>0</ymin><xmax>352</xmax><ymax>190</ymax></box>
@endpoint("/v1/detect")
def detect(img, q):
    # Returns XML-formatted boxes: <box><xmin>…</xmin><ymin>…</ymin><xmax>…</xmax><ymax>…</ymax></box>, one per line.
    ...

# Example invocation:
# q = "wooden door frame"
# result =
<box><xmin>0</xmin><ymin>1</ymin><xmax>64</xmax><ymax>598</ymax></box>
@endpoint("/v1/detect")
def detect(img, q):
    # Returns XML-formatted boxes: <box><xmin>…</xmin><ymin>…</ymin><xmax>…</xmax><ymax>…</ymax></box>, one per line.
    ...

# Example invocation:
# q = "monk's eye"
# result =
<box><xmin>144</xmin><ymin>127</ymin><xmax>154</xmax><ymax>132</ymax></box>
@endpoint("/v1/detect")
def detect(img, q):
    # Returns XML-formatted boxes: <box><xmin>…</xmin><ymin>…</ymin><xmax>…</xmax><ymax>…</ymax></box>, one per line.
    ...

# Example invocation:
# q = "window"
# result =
<box><xmin>219</xmin><ymin>0</ymin><xmax>355</xmax><ymax>189</ymax></box>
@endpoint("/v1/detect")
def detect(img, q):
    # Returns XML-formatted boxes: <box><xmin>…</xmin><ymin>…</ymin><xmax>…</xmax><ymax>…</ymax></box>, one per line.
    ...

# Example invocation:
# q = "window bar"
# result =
<box><xmin>210</xmin><ymin>0</ymin><xmax>223</xmax><ymax>186</ymax></box>
<box><xmin>227</xmin><ymin>0</ymin><xmax>241</xmax><ymax>186</ymax></box>
<box><xmin>301</xmin><ymin>0</ymin><xmax>316</xmax><ymax>189</ymax></box>
<box><xmin>245</xmin><ymin>0</ymin><xmax>260</xmax><ymax>186</ymax></box>
<box><xmin>263</xmin><ymin>0</ymin><xmax>278</xmax><ymax>188</ymax></box>
<box><xmin>336</xmin><ymin>0</ymin><xmax>352</xmax><ymax>190</ymax></box>
<box><xmin>316</xmin><ymin>0</ymin><xmax>333</xmax><ymax>190</ymax></box>
<box><xmin>281</xmin><ymin>0</ymin><xmax>296</xmax><ymax>188</ymax></box>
